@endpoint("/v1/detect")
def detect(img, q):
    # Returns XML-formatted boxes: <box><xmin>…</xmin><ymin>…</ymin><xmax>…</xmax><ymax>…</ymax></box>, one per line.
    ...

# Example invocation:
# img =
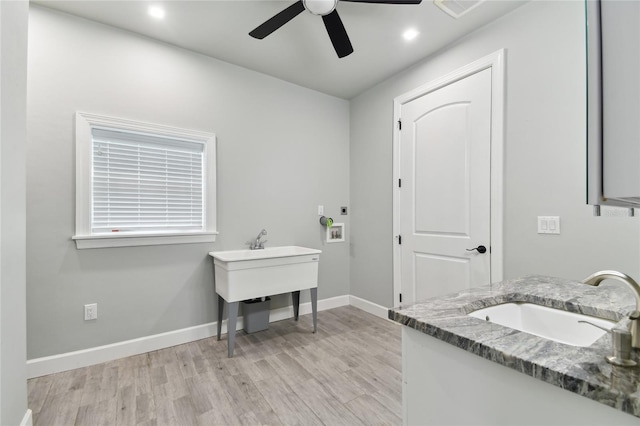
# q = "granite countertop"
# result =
<box><xmin>388</xmin><ymin>275</ymin><xmax>640</xmax><ymax>418</ymax></box>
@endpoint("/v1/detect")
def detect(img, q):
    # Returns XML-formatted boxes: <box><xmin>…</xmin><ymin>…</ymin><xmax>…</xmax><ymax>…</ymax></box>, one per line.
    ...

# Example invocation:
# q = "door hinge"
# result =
<box><xmin>398</xmin><ymin>178</ymin><xmax>402</xmax><ymax>188</ymax></box>
<box><xmin>398</xmin><ymin>119</ymin><xmax>402</xmax><ymax>130</ymax></box>
<box><xmin>399</xmin><ymin>293</ymin><xmax>403</xmax><ymax>303</ymax></box>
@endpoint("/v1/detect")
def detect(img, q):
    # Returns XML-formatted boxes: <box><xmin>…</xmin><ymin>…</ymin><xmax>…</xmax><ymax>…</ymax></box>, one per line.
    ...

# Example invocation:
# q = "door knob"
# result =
<box><xmin>466</xmin><ymin>245</ymin><xmax>487</xmax><ymax>254</ymax></box>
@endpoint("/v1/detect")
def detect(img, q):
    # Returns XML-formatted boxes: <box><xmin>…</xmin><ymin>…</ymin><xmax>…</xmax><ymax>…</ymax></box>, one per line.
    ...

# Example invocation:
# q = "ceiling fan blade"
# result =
<box><xmin>322</xmin><ymin>10</ymin><xmax>354</xmax><ymax>58</ymax></box>
<box><xmin>342</xmin><ymin>0</ymin><xmax>422</xmax><ymax>4</ymax></box>
<box><xmin>249</xmin><ymin>1</ymin><xmax>306</xmax><ymax>39</ymax></box>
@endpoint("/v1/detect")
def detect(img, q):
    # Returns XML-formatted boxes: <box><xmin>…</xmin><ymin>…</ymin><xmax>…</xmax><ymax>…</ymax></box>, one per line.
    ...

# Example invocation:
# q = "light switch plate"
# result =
<box><xmin>537</xmin><ymin>216</ymin><xmax>560</xmax><ymax>234</ymax></box>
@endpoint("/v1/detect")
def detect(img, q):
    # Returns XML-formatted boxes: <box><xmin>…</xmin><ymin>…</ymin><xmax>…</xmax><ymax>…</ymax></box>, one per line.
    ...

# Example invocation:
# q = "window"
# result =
<box><xmin>73</xmin><ymin>112</ymin><xmax>217</xmax><ymax>249</ymax></box>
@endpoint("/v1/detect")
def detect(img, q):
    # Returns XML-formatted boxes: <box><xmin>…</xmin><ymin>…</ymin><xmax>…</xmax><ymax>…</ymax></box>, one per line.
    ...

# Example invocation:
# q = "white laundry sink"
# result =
<box><xmin>210</xmin><ymin>245</ymin><xmax>322</xmax><ymax>357</ymax></box>
<box><xmin>209</xmin><ymin>245</ymin><xmax>321</xmax><ymax>303</ymax></box>
<box><xmin>468</xmin><ymin>302</ymin><xmax>617</xmax><ymax>347</ymax></box>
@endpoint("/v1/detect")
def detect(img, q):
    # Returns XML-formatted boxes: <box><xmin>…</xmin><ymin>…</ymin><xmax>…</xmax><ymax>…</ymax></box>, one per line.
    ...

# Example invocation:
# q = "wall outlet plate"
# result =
<box><xmin>84</xmin><ymin>303</ymin><xmax>97</xmax><ymax>320</ymax></box>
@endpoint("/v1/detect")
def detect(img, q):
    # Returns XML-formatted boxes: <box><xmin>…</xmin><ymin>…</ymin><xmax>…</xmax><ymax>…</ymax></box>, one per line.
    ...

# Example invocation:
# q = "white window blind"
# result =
<box><xmin>91</xmin><ymin>128</ymin><xmax>205</xmax><ymax>234</ymax></box>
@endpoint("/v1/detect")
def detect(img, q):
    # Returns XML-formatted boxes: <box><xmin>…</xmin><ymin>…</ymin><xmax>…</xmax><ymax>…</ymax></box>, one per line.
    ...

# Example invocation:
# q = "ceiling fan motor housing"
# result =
<box><xmin>303</xmin><ymin>0</ymin><xmax>338</xmax><ymax>16</ymax></box>
<box><xmin>249</xmin><ymin>0</ymin><xmax>422</xmax><ymax>58</ymax></box>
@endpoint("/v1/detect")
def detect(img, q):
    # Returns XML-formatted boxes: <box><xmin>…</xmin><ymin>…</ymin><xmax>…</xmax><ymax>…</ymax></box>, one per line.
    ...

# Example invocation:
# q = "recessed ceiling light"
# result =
<box><xmin>403</xmin><ymin>28</ymin><xmax>419</xmax><ymax>41</ymax></box>
<box><xmin>148</xmin><ymin>6</ymin><xmax>165</xmax><ymax>20</ymax></box>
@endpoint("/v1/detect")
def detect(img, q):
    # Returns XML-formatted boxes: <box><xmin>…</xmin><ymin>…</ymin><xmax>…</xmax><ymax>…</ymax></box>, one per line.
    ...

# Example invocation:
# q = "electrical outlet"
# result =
<box><xmin>84</xmin><ymin>303</ymin><xmax>98</xmax><ymax>321</ymax></box>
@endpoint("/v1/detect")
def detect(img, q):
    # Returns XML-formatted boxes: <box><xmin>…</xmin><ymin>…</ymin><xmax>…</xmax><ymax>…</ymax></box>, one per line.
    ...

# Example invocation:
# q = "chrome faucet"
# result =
<box><xmin>250</xmin><ymin>229</ymin><xmax>267</xmax><ymax>250</ymax></box>
<box><xmin>582</xmin><ymin>270</ymin><xmax>640</xmax><ymax>349</ymax></box>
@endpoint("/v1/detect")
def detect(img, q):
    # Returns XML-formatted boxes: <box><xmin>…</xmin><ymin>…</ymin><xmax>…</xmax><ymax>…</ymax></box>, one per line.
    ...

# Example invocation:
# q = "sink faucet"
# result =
<box><xmin>250</xmin><ymin>229</ymin><xmax>267</xmax><ymax>250</ymax></box>
<box><xmin>582</xmin><ymin>270</ymin><xmax>640</xmax><ymax>348</ymax></box>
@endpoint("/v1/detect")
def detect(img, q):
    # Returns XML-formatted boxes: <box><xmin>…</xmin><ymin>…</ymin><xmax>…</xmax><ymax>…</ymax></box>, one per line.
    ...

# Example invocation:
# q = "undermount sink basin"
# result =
<box><xmin>468</xmin><ymin>302</ymin><xmax>617</xmax><ymax>347</ymax></box>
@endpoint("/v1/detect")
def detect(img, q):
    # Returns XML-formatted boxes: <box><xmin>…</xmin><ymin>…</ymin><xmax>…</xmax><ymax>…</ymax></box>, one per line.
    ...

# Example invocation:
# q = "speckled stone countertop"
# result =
<box><xmin>389</xmin><ymin>275</ymin><xmax>640</xmax><ymax>418</ymax></box>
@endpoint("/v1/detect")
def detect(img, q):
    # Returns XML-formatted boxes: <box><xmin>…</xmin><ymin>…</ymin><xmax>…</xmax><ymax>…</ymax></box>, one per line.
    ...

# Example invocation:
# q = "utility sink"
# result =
<box><xmin>210</xmin><ymin>246</ymin><xmax>321</xmax><ymax>302</ymax></box>
<box><xmin>209</xmin><ymin>246</ymin><xmax>321</xmax><ymax>357</ymax></box>
<box><xmin>468</xmin><ymin>302</ymin><xmax>617</xmax><ymax>347</ymax></box>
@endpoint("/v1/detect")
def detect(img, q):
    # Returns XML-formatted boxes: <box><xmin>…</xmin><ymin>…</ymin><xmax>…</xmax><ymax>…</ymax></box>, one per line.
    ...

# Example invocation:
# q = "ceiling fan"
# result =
<box><xmin>249</xmin><ymin>0</ymin><xmax>423</xmax><ymax>58</ymax></box>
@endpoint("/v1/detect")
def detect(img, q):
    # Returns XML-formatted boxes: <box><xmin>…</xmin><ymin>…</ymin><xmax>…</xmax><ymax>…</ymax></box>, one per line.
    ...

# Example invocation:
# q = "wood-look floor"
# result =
<box><xmin>28</xmin><ymin>306</ymin><xmax>402</xmax><ymax>426</ymax></box>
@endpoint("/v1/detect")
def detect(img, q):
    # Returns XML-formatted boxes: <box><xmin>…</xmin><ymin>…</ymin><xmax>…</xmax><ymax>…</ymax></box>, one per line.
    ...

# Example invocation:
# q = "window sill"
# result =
<box><xmin>72</xmin><ymin>232</ymin><xmax>218</xmax><ymax>249</ymax></box>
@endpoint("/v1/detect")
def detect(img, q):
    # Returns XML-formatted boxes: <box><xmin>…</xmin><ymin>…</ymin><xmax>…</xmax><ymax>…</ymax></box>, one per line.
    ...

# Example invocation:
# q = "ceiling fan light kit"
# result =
<box><xmin>249</xmin><ymin>0</ymin><xmax>423</xmax><ymax>58</ymax></box>
<box><xmin>303</xmin><ymin>0</ymin><xmax>338</xmax><ymax>16</ymax></box>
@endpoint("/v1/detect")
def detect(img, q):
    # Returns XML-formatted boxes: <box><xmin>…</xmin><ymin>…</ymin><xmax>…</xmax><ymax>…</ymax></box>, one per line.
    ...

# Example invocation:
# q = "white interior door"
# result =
<box><xmin>398</xmin><ymin>68</ymin><xmax>492</xmax><ymax>305</ymax></box>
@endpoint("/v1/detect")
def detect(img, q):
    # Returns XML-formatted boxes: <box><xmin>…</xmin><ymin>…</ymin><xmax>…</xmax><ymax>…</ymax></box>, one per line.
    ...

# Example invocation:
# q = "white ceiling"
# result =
<box><xmin>32</xmin><ymin>0</ymin><xmax>528</xmax><ymax>99</ymax></box>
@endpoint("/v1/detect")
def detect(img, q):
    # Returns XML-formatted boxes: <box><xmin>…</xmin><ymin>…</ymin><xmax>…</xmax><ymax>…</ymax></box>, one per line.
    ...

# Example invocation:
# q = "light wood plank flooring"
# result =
<box><xmin>28</xmin><ymin>306</ymin><xmax>402</xmax><ymax>425</ymax></box>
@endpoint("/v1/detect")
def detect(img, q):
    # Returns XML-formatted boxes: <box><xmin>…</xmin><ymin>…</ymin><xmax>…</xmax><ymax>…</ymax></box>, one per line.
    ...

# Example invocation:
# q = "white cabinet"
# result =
<box><xmin>402</xmin><ymin>327</ymin><xmax>639</xmax><ymax>425</ymax></box>
<box><xmin>587</xmin><ymin>0</ymin><xmax>640</xmax><ymax>209</ymax></box>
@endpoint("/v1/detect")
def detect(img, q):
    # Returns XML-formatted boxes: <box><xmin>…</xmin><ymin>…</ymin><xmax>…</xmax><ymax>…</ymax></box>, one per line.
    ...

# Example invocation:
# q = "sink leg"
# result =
<box><xmin>292</xmin><ymin>291</ymin><xmax>301</xmax><ymax>321</ymax></box>
<box><xmin>217</xmin><ymin>295</ymin><xmax>224</xmax><ymax>341</ymax></box>
<box><xmin>227</xmin><ymin>301</ymin><xmax>239</xmax><ymax>358</ymax></box>
<box><xmin>310</xmin><ymin>287</ymin><xmax>317</xmax><ymax>333</ymax></box>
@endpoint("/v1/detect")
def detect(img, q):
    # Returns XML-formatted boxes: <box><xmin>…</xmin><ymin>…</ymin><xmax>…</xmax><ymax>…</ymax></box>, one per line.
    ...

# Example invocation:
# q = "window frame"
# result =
<box><xmin>73</xmin><ymin>112</ymin><xmax>217</xmax><ymax>249</ymax></box>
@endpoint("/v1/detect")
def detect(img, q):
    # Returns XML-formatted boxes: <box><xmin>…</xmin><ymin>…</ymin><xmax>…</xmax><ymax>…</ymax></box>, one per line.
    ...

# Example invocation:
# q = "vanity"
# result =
<box><xmin>209</xmin><ymin>246</ymin><xmax>321</xmax><ymax>357</ymax></box>
<box><xmin>389</xmin><ymin>275</ymin><xmax>640</xmax><ymax>425</ymax></box>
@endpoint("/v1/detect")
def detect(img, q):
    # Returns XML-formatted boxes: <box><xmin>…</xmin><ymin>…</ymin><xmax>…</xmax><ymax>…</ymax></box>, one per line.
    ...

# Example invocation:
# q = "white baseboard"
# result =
<box><xmin>348</xmin><ymin>295</ymin><xmax>390</xmax><ymax>319</ymax></box>
<box><xmin>27</xmin><ymin>295</ymin><xmax>350</xmax><ymax>378</ymax></box>
<box><xmin>20</xmin><ymin>409</ymin><xmax>33</xmax><ymax>426</ymax></box>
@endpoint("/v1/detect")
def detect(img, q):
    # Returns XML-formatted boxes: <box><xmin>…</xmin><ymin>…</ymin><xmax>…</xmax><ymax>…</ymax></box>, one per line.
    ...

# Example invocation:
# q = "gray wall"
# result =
<box><xmin>1</xmin><ymin>0</ymin><xmax>29</xmax><ymax>423</ymax></box>
<box><xmin>350</xmin><ymin>0</ymin><xmax>640</xmax><ymax>308</ymax></box>
<box><xmin>28</xmin><ymin>0</ymin><xmax>640</xmax><ymax>362</ymax></box>
<box><xmin>27</xmin><ymin>7</ymin><xmax>350</xmax><ymax>359</ymax></box>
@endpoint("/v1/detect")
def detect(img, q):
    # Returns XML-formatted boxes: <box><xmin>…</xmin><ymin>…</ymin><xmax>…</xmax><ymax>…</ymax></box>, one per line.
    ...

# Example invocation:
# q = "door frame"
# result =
<box><xmin>392</xmin><ymin>49</ymin><xmax>505</xmax><ymax>306</ymax></box>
